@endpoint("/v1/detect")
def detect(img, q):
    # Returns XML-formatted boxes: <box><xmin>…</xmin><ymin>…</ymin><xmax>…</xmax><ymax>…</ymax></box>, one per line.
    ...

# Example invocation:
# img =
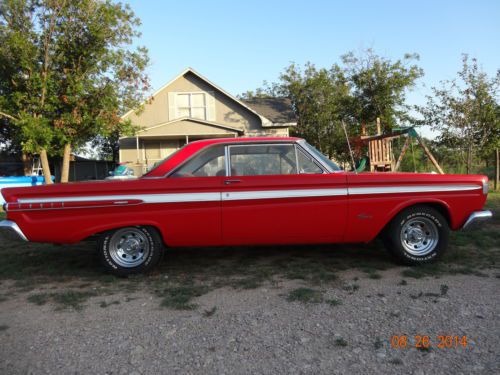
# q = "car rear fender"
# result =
<box><xmin>76</xmin><ymin>221</ymin><xmax>168</xmax><ymax>246</ymax></box>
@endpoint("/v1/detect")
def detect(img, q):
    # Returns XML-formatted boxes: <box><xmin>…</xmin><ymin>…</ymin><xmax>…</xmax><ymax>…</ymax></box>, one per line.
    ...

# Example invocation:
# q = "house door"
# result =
<box><xmin>143</xmin><ymin>140</ymin><xmax>162</xmax><ymax>169</ymax></box>
<box><xmin>160</xmin><ymin>140</ymin><xmax>181</xmax><ymax>159</ymax></box>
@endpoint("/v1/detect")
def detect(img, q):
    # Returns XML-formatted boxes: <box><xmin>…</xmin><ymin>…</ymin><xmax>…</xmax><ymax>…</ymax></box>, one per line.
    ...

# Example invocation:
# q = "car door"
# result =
<box><xmin>164</xmin><ymin>144</ymin><xmax>226</xmax><ymax>246</ymax></box>
<box><xmin>221</xmin><ymin>143</ymin><xmax>348</xmax><ymax>245</ymax></box>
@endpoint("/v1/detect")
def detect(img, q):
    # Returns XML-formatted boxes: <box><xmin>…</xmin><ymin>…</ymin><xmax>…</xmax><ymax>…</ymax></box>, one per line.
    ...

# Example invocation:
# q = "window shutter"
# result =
<box><xmin>168</xmin><ymin>92</ymin><xmax>176</xmax><ymax>121</ymax></box>
<box><xmin>206</xmin><ymin>91</ymin><xmax>216</xmax><ymax>121</ymax></box>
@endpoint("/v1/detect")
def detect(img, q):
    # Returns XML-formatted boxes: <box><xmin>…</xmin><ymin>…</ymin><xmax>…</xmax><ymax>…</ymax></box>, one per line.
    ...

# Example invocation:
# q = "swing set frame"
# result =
<box><xmin>356</xmin><ymin>119</ymin><xmax>444</xmax><ymax>174</ymax></box>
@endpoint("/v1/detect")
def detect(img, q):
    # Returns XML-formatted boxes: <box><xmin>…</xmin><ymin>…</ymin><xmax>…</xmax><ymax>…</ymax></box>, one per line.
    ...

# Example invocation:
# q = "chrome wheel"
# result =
<box><xmin>400</xmin><ymin>217</ymin><xmax>439</xmax><ymax>256</ymax></box>
<box><xmin>109</xmin><ymin>228</ymin><xmax>150</xmax><ymax>268</ymax></box>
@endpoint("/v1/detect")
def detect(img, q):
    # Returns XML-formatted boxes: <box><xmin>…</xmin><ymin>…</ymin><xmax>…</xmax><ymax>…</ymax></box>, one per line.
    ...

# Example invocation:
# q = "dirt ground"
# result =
<box><xmin>0</xmin><ymin>268</ymin><xmax>498</xmax><ymax>375</ymax></box>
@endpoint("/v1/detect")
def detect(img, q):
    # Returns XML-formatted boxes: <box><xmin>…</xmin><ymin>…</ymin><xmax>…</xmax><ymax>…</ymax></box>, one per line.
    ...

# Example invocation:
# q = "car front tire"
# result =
<box><xmin>98</xmin><ymin>226</ymin><xmax>163</xmax><ymax>276</ymax></box>
<box><xmin>383</xmin><ymin>206</ymin><xmax>449</xmax><ymax>265</ymax></box>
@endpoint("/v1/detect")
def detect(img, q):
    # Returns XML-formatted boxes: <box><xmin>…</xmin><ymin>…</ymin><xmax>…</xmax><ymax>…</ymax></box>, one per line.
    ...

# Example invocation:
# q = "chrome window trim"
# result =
<box><xmin>297</xmin><ymin>139</ymin><xmax>335</xmax><ymax>173</ymax></box>
<box><xmin>164</xmin><ymin>140</ymin><xmax>298</xmax><ymax>178</ymax></box>
<box><xmin>295</xmin><ymin>145</ymin><xmax>327</xmax><ymax>174</ymax></box>
<box><xmin>227</xmin><ymin>143</ymin><xmax>299</xmax><ymax>177</ymax></box>
<box><xmin>165</xmin><ymin>143</ymin><xmax>226</xmax><ymax>178</ymax></box>
<box><xmin>224</xmin><ymin>145</ymin><xmax>230</xmax><ymax>177</ymax></box>
<box><xmin>294</xmin><ymin>144</ymin><xmax>299</xmax><ymax>172</ymax></box>
<box><xmin>163</xmin><ymin>139</ymin><xmax>331</xmax><ymax>178</ymax></box>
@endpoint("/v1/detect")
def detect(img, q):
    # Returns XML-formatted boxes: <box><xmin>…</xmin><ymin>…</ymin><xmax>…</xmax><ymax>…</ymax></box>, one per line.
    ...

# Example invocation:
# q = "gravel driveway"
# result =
<box><xmin>1</xmin><ymin>267</ymin><xmax>498</xmax><ymax>375</ymax></box>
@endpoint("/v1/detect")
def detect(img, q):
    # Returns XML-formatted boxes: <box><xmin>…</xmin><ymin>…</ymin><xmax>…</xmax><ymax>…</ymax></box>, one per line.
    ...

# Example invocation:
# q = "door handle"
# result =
<box><xmin>224</xmin><ymin>179</ymin><xmax>242</xmax><ymax>185</ymax></box>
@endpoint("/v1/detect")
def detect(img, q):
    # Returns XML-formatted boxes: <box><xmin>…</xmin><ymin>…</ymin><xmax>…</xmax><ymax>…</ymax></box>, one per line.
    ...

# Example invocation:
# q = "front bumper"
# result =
<box><xmin>461</xmin><ymin>210</ymin><xmax>493</xmax><ymax>230</ymax></box>
<box><xmin>0</xmin><ymin>220</ymin><xmax>28</xmax><ymax>242</ymax></box>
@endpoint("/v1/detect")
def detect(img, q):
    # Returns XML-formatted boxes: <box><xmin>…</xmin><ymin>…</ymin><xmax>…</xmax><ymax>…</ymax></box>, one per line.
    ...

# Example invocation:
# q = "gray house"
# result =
<box><xmin>119</xmin><ymin>68</ymin><xmax>296</xmax><ymax>176</ymax></box>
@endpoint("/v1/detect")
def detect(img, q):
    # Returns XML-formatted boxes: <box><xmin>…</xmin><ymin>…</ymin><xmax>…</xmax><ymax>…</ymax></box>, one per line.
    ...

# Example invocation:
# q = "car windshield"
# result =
<box><xmin>304</xmin><ymin>142</ymin><xmax>341</xmax><ymax>171</ymax></box>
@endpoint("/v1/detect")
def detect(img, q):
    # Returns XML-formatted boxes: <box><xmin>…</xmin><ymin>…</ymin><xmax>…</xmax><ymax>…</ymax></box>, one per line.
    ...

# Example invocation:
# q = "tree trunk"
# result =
<box><xmin>61</xmin><ymin>143</ymin><xmax>72</xmax><ymax>183</ymax></box>
<box><xmin>495</xmin><ymin>148</ymin><xmax>499</xmax><ymax>191</ymax></box>
<box><xmin>21</xmin><ymin>153</ymin><xmax>32</xmax><ymax>176</ymax></box>
<box><xmin>466</xmin><ymin>145</ymin><xmax>473</xmax><ymax>174</ymax></box>
<box><xmin>113</xmin><ymin>144</ymin><xmax>119</xmax><ymax>164</ymax></box>
<box><xmin>39</xmin><ymin>149</ymin><xmax>53</xmax><ymax>184</ymax></box>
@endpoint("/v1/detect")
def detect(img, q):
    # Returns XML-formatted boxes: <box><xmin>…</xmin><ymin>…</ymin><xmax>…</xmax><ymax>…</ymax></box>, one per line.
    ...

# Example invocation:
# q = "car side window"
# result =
<box><xmin>297</xmin><ymin>149</ymin><xmax>324</xmax><ymax>174</ymax></box>
<box><xmin>170</xmin><ymin>145</ymin><xmax>225</xmax><ymax>178</ymax></box>
<box><xmin>229</xmin><ymin>144</ymin><xmax>297</xmax><ymax>176</ymax></box>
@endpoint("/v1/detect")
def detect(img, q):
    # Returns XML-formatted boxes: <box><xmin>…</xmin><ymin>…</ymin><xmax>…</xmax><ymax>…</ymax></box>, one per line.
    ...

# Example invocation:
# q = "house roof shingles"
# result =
<box><xmin>242</xmin><ymin>97</ymin><xmax>296</xmax><ymax>125</ymax></box>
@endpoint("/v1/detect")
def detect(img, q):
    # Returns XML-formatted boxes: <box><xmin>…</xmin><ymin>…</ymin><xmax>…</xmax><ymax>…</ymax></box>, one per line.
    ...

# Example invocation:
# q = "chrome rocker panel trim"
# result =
<box><xmin>0</xmin><ymin>220</ymin><xmax>28</xmax><ymax>242</ymax></box>
<box><xmin>461</xmin><ymin>210</ymin><xmax>493</xmax><ymax>230</ymax></box>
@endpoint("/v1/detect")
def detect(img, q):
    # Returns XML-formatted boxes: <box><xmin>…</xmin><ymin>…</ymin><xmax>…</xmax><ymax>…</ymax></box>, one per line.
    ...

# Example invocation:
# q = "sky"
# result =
<box><xmin>126</xmin><ymin>0</ymin><xmax>500</xmax><ymax>136</ymax></box>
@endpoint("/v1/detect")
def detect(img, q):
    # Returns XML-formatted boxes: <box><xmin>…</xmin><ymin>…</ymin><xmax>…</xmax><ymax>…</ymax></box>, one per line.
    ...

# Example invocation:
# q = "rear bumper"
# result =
<box><xmin>461</xmin><ymin>210</ymin><xmax>493</xmax><ymax>230</ymax></box>
<box><xmin>0</xmin><ymin>220</ymin><xmax>28</xmax><ymax>242</ymax></box>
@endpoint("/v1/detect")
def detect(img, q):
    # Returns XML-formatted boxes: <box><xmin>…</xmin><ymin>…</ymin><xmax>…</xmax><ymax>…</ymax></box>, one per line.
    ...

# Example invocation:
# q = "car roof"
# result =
<box><xmin>187</xmin><ymin>136</ymin><xmax>302</xmax><ymax>146</ymax></box>
<box><xmin>143</xmin><ymin>137</ymin><xmax>303</xmax><ymax>177</ymax></box>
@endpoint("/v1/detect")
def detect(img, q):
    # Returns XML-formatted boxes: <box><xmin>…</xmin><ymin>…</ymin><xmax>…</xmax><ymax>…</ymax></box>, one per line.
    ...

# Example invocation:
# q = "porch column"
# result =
<box><xmin>136</xmin><ymin>136</ymin><xmax>140</xmax><ymax>163</ymax></box>
<box><xmin>185</xmin><ymin>135</ymin><xmax>189</xmax><ymax>144</ymax></box>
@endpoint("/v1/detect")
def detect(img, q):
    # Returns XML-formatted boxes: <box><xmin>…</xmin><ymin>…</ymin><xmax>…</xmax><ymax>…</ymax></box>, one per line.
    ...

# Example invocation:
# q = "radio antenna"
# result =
<box><xmin>341</xmin><ymin>120</ymin><xmax>357</xmax><ymax>174</ymax></box>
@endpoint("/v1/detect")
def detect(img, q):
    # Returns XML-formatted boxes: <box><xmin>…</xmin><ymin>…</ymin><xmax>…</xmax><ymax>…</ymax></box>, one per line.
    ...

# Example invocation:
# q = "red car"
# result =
<box><xmin>0</xmin><ymin>137</ymin><xmax>492</xmax><ymax>276</ymax></box>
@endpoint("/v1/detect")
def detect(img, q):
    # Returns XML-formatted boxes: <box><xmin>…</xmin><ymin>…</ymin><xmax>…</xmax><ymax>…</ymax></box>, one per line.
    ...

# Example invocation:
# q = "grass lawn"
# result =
<box><xmin>0</xmin><ymin>191</ymin><xmax>498</xmax><ymax>310</ymax></box>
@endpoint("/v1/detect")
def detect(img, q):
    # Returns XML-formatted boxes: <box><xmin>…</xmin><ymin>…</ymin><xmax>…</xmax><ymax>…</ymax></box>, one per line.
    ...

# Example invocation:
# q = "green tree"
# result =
<box><xmin>246</xmin><ymin>50</ymin><xmax>424</xmax><ymax>165</ymax></box>
<box><xmin>0</xmin><ymin>0</ymin><xmax>60</xmax><ymax>182</ymax></box>
<box><xmin>275</xmin><ymin>63</ymin><xmax>354</xmax><ymax>163</ymax></box>
<box><xmin>341</xmin><ymin>49</ymin><xmax>424</xmax><ymax>133</ymax></box>
<box><xmin>0</xmin><ymin>0</ymin><xmax>150</xmax><ymax>182</ymax></box>
<box><xmin>420</xmin><ymin>55</ymin><xmax>499</xmax><ymax>174</ymax></box>
<box><xmin>238</xmin><ymin>87</ymin><xmax>275</xmax><ymax>100</ymax></box>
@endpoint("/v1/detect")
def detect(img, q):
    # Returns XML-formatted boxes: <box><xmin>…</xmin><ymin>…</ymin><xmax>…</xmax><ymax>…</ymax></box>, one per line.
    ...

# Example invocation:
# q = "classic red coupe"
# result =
<box><xmin>0</xmin><ymin>137</ymin><xmax>492</xmax><ymax>275</ymax></box>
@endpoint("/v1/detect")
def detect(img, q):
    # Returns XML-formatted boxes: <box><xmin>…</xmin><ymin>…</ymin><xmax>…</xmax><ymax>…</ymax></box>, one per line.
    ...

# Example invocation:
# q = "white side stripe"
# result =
<box><xmin>222</xmin><ymin>188</ymin><xmax>347</xmax><ymax>201</ymax></box>
<box><xmin>18</xmin><ymin>192</ymin><xmax>221</xmax><ymax>204</ymax></box>
<box><xmin>348</xmin><ymin>185</ymin><xmax>480</xmax><ymax>195</ymax></box>
<box><xmin>142</xmin><ymin>192</ymin><xmax>221</xmax><ymax>203</ymax></box>
<box><xmin>16</xmin><ymin>184</ymin><xmax>481</xmax><ymax>206</ymax></box>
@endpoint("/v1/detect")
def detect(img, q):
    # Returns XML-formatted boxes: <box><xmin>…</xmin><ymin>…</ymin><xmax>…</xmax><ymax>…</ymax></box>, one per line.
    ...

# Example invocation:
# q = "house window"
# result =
<box><xmin>176</xmin><ymin>92</ymin><xmax>207</xmax><ymax>120</ymax></box>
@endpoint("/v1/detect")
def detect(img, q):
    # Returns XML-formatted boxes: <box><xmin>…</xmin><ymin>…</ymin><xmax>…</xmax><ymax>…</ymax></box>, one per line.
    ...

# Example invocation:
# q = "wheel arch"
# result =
<box><xmin>378</xmin><ymin>199</ymin><xmax>452</xmax><ymax>238</ymax></box>
<box><xmin>79</xmin><ymin>221</ymin><xmax>168</xmax><ymax>246</ymax></box>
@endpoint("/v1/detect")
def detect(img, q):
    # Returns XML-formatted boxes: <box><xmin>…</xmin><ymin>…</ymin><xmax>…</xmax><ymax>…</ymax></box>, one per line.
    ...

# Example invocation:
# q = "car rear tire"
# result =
<box><xmin>383</xmin><ymin>206</ymin><xmax>449</xmax><ymax>265</ymax></box>
<box><xmin>98</xmin><ymin>226</ymin><xmax>163</xmax><ymax>276</ymax></box>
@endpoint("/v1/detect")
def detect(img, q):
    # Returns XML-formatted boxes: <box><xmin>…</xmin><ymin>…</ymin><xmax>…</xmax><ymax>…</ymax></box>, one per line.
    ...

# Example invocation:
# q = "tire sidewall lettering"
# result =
<box><xmin>102</xmin><ymin>236</ymin><xmax>118</xmax><ymax>270</ymax></box>
<box><xmin>396</xmin><ymin>209</ymin><xmax>446</xmax><ymax>263</ymax></box>
<box><xmin>100</xmin><ymin>226</ymin><xmax>161</xmax><ymax>274</ymax></box>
